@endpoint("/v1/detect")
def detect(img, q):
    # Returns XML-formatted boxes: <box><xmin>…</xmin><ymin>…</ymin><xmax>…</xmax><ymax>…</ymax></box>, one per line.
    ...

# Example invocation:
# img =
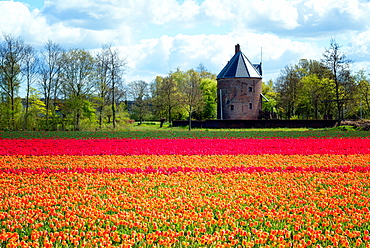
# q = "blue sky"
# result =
<box><xmin>23</xmin><ymin>0</ymin><xmax>41</xmax><ymax>9</ymax></box>
<box><xmin>1</xmin><ymin>0</ymin><xmax>370</xmax><ymax>85</ymax></box>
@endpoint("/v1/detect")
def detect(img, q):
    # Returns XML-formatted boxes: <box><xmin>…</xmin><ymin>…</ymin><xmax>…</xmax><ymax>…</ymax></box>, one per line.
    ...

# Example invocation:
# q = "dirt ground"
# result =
<box><xmin>341</xmin><ymin>119</ymin><xmax>370</xmax><ymax>131</ymax></box>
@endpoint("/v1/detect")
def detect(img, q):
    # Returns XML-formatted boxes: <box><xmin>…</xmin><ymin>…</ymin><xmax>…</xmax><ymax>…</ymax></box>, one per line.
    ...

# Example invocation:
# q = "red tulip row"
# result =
<box><xmin>0</xmin><ymin>138</ymin><xmax>369</xmax><ymax>155</ymax></box>
<box><xmin>2</xmin><ymin>165</ymin><xmax>370</xmax><ymax>175</ymax></box>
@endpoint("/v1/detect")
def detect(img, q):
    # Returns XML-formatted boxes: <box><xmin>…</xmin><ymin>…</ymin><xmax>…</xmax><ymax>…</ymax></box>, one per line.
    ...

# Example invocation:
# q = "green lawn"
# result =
<box><xmin>0</xmin><ymin>122</ymin><xmax>368</xmax><ymax>139</ymax></box>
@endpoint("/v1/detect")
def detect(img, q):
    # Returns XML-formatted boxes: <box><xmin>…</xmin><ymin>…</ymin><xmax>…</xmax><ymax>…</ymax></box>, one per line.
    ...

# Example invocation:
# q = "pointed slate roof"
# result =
<box><xmin>217</xmin><ymin>46</ymin><xmax>262</xmax><ymax>79</ymax></box>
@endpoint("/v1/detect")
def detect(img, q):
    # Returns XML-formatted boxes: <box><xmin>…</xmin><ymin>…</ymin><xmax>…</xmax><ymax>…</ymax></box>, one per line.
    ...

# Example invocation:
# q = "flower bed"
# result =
<box><xmin>0</xmin><ymin>138</ymin><xmax>369</xmax><ymax>155</ymax></box>
<box><xmin>0</xmin><ymin>138</ymin><xmax>369</xmax><ymax>247</ymax></box>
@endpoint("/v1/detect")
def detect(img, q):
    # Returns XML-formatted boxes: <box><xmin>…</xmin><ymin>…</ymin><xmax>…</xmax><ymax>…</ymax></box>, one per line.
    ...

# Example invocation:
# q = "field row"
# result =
<box><xmin>0</xmin><ymin>168</ymin><xmax>369</xmax><ymax>247</ymax></box>
<box><xmin>0</xmin><ymin>154</ymin><xmax>369</xmax><ymax>170</ymax></box>
<box><xmin>1</xmin><ymin>130</ymin><xmax>369</xmax><ymax>139</ymax></box>
<box><xmin>1</xmin><ymin>136</ymin><xmax>370</xmax><ymax>247</ymax></box>
<box><xmin>0</xmin><ymin>154</ymin><xmax>370</xmax><ymax>247</ymax></box>
<box><xmin>0</xmin><ymin>138</ymin><xmax>370</xmax><ymax>155</ymax></box>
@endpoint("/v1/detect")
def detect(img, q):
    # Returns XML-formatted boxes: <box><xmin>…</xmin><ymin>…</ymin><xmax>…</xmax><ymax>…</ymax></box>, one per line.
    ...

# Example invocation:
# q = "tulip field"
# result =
<box><xmin>0</xmin><ymin>131</ymin><xmax>370</xmax><ymax>247</ymax></box>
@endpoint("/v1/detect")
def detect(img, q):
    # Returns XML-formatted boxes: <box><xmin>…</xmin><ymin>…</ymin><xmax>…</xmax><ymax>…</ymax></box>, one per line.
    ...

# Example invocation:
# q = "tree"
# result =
<box><xmin>194</xmin><ymin>64</ymin><xmax>217</xmax><ymax>120</ymax></box>
<box><xmin>152</xmin><ymin>70</ymin><xmax>183</xmax><ymax>124</ymax></box>
<box><xmin>275</xmin><ymin>64</ymin><xmax>302</xmax><ymax>119</ymax></box>
<box><xmin>261</xmin><ymin>80</ymin><xmax>277</xmax><ymax>115</ymax></box>
<box><xmin>39</xmin><ymin>40</ymin><xmax>64</xmax><ymax>130</ymax></box>
<box><xmin>275</xmin><ymin>59</ymin><xmax>337</xmax><ymax>120</ymax></box>
<box><xmin>95</xmin><ymin>46</ymin><xmax>111</xmax><ymax>129</ymax></box>
<box><xmin>102</xmin><ymin>45</ymin><xmax>126</xmax><ymax>129</ymax></box>
<box><xmin>321</xmin><ymin>38</ymin><xmax>353</xmax><ymax>123</ymax></box>
<box><xmin>0</xmin><ymin>34</ymin><xmax>26</xmax><ymax>130</ymax></box>
<box><xmin>152</xmin><ymin>67</ymin><xmax>217</xmax><ymax>124</ymax></box>
<box><xmin>22</xmin><ymin>44</ymin><xmax>39</xmax><ymax>130</ymax></box>
<box><xmin>24</xmin><ymin>88</ymin><xmax>47</xmax><ymax>130</ymax></box>
<box><xmin>128</xmin><ymin>80</ymin><xmax>150</xmax><ymax>124</ymax></box>
<box><xmin>355</xmin><ymin>70</ymin><xmax>370</xmax><ymax>119</ymax></box>
<box><xmin>298</xmin><ymin>74</ymin><xmax>325</xmax><ymax>119</ymax></box>
<box><xmin>297</xmin><ymin>59</ymin><xmax>335</xmax><ymax>119</ymax></box>
<box><xmin>61</xmin><ymin>48</ymin><xmax>96</xmax><ymax>130</ymax></box>
<box><xmin>193</xmin><ymin>78</ymin><xmax>217</xmax><ymax>120</ymax></box>
<box><xmin>180</xmin><ymin>69</ymin><xmax>204</xmax><ymax>130</ymax></box>
<box><xmin>197</xmin><ymin>63</ymin><xmax>216</xmax><ymax>80</ymax></box>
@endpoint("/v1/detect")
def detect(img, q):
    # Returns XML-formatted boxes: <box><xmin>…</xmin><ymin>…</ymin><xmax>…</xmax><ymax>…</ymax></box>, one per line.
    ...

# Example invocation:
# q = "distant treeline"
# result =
<box><xmin>0</xmin><ymin>33</ymin><xmax>218</xmax><ymax>131</ymax></box>
<box><xmin>0</xmin><ymin>35</ymin><xmax>369</xmax><ymax>131</ymax></box>
<box><xmin>262</xmin><ymin>39</ymin><xmax>370</xmax><ymax>123</ymax></box>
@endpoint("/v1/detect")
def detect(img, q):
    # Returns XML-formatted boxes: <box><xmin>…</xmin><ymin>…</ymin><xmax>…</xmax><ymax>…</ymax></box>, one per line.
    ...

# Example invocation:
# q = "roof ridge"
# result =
<box><xmin>217</xmin><ymin>50</ymin><xmax>262</xmax><ymax>79</ymax></box>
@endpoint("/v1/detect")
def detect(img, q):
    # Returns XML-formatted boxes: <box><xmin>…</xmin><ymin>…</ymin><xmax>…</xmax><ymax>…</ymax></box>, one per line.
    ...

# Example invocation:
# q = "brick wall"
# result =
<box><xmin>217</xmin><ymin>77</ymin><xmax>262</xmax><ymax>120</ymax></box>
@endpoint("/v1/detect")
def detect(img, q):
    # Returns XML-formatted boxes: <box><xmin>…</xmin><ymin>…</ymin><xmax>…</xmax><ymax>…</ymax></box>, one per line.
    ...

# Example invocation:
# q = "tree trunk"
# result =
<box><xmin>335</xmin><ymin>76</ymin><xmax>341</xmax><ymax>125</ymax></box>
<box><xmin>23</xmin><ymin>80</ymin><xmax>30</xmax><ymax>130</ymax></box>
<box><xmin>11</xmin><ymin>89</ymin><xmax>15</xmax><ymax>130</ymax></box>
<box><xmin>112</xmin><ymin>98</ymin><xmax>116</xmax><ymax>129</ymax></box>
<box><xmin>188</xmin><ymin>106</ymin><xmax>192</xmax><ymax>131</ymax></box>
<box><xmin>76</xmin><ymin>111</ymin><xmax>80</xmax><ymax>131</ymax></box>
<box><xmin>168</xmin><ymin>106</ymin><xmax>172</xmax><ymax>125</ymax></box>
<box><xmin>112</xmin><ymin>79</ymin><xmax>116</xmax><ymax>129</ymax></box>
<box><xmin>45</xmin><ymin>97</ymin><xmax>50</xmax><ymax>130</ymax></box>
<box><xmin>99</xmin><ymin>105</ymin><xmax>103</xmax><ymax>130</ymax></box>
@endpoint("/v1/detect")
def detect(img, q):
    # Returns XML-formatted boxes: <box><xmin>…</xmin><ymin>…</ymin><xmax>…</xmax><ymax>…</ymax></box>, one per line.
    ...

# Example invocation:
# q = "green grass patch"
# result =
<box><xmin>0</xmin><ymin>125</ymin><xmax>369</xmax><ymax>139</ymax></box>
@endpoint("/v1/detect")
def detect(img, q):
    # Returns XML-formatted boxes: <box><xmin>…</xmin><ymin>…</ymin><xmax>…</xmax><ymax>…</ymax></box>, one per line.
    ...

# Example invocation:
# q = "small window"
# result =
<box><xmin>230</xmin><ymin>105</ymin><xmax>234</xmax><ymax>110</ymax></box>
<box><xmin>248</xmin><ymin>87</ymin><xmax>253</xmax><ymax>92</ymax></box>
<box><xmin>249</xmin><ymin>103</ymin><xmax>253</xmax><ymax>109</ymax></box>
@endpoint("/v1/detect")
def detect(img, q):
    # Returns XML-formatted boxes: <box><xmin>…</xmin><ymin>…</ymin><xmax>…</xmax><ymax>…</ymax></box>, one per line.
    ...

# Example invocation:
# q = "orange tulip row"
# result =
<box><xmin>1</xmin><ymin>154</ymin><xmax>369</xmax><ymax>170</ymax></box>
<box><xmin>0</xmin><ymin>154</ymin><xmax>370</xmax><ymax>247</ymax></box>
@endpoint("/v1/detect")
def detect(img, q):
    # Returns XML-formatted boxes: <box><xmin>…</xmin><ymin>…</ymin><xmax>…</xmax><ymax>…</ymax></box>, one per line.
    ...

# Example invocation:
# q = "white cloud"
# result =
<box><xmin>348</xmin><ymin>31</ymin><xmax>370</xmax><ymax>58</ymax></box>
<box><xmin>200</xmin><ymin>0</ymin><xmax>300</xmax><ymax>31</ymax></box>
<box><xmin>352</xmin><ymin>61</ymin><xmax>370</xmax><ymax>75</ymax></box>
<box><xmin>1</xmin><ymin>0</ymin><xmax>370</xmax><ymax>85</ymax></box>
<box><xmin>10</xmin><ymin>0</ymin><xmax>367</xmax><ymax>50</ymax></box>
<box><xmin>120</xmin><ymin>31</ymin><xmax>323</xmax><ymax>84</ymax></box>
<box><xmin>151</xmin><ymin>0</ymin><xmax>200</xmax><ymax>25</ymax></box>
<box><xmin>247</xmin><ymin>0</ymin><xmax>300</xmax><ymax>30</ymax></box>
<box><xmin>299</xmin><ymin>0</ymin><xmax>370</xmax><ymax>35</ymax></box>
<box><xmin>303</xmin><ymin>0</ymin><xmax>365</xmax><ymax>18</ymax></box>
<box><xmin>39</xmin><ymin>0</ymin><xmax>301</xmax><ymax>35</ymax></box>
<box><xmin>200</xmin><ymin>0</ymin><xmax>235</xmax><ymax>24</ymax></box>
<box><xmin>43</xmin><ymin>0</ymin><xmax>201</xmax><ymax>29</ymax></box>
<box><xmin>0</xmin><ymin>1</ymin><xmax>48</xmax><ymax>41</ymax></box>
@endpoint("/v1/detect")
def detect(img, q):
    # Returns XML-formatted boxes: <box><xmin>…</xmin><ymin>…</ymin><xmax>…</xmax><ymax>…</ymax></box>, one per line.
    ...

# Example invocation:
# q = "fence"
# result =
<box><xmin>172</xmin><ymin>119</ymin><xmax>338</xmax><ymax>129</ymax></box>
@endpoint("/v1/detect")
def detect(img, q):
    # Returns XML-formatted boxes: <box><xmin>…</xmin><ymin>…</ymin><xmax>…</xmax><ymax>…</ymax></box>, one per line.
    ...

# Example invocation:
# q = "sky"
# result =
<box><xmin>1</xmin><ymin>0</ymin><xmax>370</xmax><ymax>86</ymax></box>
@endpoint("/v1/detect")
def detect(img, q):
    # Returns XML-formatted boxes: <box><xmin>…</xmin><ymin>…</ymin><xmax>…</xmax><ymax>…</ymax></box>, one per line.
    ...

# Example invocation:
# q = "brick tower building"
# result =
<box><xmin>217</xmin><ymin>44</ymin><xmax>263</xmax><ymax>120</ymax></box>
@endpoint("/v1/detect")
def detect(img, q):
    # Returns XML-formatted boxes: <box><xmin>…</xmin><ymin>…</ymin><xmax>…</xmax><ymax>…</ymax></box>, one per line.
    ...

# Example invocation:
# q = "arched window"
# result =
<box><xmin>230</xmin><ymin>105</ymin><xmax>234</xmax><ymax>110</ymax></box>
<box><xmin>249</xmin><ymin>103</ymin><xmax>252</xmax><ymax>109</ymax></box>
